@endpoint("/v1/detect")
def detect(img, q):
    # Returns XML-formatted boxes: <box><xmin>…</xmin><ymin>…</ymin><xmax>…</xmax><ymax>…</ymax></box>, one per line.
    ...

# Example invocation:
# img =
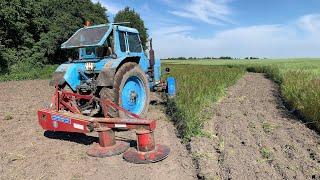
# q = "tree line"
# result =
<box><xmin>0</xmin><ymin>0</ymin><xmax>148</xmax><ymax>75</ymax></box>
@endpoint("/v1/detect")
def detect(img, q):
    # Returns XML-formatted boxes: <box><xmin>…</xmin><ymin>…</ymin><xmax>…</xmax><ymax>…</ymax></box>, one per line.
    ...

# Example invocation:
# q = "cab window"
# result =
<box><xmin>128</xmin><ymin>32</ymin><xmax>142</xmax><ymax>52</ymax></box>
<box><xmin>119</xmin><ymin>31</ymin><xmax>126</xmax><ymax>52</ymax></box>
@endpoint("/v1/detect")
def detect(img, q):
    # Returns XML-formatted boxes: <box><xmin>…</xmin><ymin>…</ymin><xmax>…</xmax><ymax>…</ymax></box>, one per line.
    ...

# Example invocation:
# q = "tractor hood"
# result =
<box><xmin>61</xmin><ymin>24</ymin><xmax>112</xmax><ymax>49</ymax></box>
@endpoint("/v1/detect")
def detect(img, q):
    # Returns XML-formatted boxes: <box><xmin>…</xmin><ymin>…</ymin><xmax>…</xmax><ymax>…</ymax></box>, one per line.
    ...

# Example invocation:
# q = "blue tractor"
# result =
<box><xmin>50</xmin><ymin>23</ymin><xmax>176</xmax><ymax>118</ymax></box>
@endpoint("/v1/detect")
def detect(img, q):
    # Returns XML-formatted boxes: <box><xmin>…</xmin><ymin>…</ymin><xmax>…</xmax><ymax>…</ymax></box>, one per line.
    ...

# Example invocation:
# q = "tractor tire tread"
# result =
<box><xmin>114</xmin><ymin>62</ymin><xmax>150</xmax><ymax>118</ymax></box>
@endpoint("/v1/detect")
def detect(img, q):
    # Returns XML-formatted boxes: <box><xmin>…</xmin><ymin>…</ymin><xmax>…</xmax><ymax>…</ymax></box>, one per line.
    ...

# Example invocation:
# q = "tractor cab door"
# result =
<box><xmin>114</xmin><ymin>26</ymin><xmax>149</xmax><ymax>71</ymax></box>
<box><xmin>114</xmin><ymin>26</ymin><xmax>143</xmax><ymax>56</ymax></box>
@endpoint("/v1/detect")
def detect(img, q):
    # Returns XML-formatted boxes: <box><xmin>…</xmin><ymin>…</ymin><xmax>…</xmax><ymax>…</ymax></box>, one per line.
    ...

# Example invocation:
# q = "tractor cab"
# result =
<box><xmin>61</xmin><ymin>24</ymin><xmax>143</xmax><ymax>61</ymax></box>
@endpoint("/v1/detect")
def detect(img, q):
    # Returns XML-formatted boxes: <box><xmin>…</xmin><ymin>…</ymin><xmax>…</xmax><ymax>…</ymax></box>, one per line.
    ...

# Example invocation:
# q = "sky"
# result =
<box><xmin>91</xmin><ymin>0</ymin><xmax>320</xmax><ymax>58</ymax></box>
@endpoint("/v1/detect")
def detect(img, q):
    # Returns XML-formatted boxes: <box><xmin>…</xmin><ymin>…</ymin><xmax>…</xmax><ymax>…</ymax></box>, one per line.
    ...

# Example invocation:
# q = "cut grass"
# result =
<box><xmin>3</xmin><ymin>113</ymin><xmax>13</xmax><ymax>120</ymax></box>
<box><xmin>260</xmin><ymin>147</ymin><xmax>273</xmax><ymax>162</ymax></box>
<box><xmin>262</xmin><ymin>122</ymin><xmax>279</xmax><ymax>134</ymax></box>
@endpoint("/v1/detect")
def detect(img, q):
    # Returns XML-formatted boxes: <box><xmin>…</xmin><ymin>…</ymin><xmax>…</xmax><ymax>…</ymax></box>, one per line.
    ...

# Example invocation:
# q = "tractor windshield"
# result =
<box><xmin>61</xmin><ymin>25</ymin><xmax>110</xmax><ymax>49</ymax></box>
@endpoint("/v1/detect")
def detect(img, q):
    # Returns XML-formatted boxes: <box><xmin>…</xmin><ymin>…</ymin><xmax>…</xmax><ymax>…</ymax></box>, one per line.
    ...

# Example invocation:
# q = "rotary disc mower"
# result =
<box><xmin>37</xmin><ymin>22</ymin><xmax>176</xmax><ymax>164</ymax></box>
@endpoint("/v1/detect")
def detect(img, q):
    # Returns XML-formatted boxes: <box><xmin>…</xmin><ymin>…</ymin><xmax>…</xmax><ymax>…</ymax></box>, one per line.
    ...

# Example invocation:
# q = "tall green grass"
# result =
<box><xmin>0</xmin><ymin>65</ymin><xmax>58</xmax><ymax>82</ymax></box>
<box><xmin>165</xmin><ymin>59</ymin><xmax>320</xmax><ymax>136</ymax></box>
<box><xmin>165</xmin><ymin>64</ymin><xmax>244</xmax><ymax>140</ymax></box>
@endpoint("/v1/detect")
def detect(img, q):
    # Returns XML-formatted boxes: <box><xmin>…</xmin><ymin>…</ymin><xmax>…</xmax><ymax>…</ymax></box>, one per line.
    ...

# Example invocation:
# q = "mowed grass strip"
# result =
<box><xmin>165</xmin><ymin>59</ymin><xmax>320</xmax><ymax>134</ymax></box>
<box><xmin>246</xmin><ymin>64</ymin><xmax>320</xmax><ymax>130</ymax></box>
<box><xmin>165</xmin><ymin>64</ymin><xmax>244</xmax><ymax>140</ymax></box>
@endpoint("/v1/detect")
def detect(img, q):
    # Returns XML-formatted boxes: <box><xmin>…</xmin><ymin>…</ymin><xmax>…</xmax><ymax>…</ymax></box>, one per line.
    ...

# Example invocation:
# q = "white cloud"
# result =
<box><xmin>153</xmin><ymin>14</ymin><xmax>320</xmax><ymax>58</ymax></box>
<box><xmin>153</xmin><ymin>25</ymin><xmax>194</xmax><ymax>35</ymax></box>
<box><xmin>168</xmin><ymin>0</ymin><xmax>232</xmax><ymax>25</ymax></box>
<box><xmin>298</xmin><ymin>14</ymin><xmax>320</xmax><ymax>33</ymax></box>
<box><xmin>91</xmin><ymin>0</ymin><xmax>121</xmax><ymax>14</ymax></box>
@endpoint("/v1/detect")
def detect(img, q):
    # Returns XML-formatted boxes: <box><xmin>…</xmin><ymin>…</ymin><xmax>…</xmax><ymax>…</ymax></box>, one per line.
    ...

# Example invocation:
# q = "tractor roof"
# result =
<box><xmin>61</xmin><ymin>24</ymin><xmax>139</xmax><ymax>49</ymax></box>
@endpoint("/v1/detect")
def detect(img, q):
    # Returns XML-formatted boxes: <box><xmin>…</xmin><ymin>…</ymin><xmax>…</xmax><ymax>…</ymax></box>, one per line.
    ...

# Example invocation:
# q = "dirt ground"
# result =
<box><xmin>190</xmin><ymin>73</ymin><xmax>320</xmax><ymax>179</ymax></box>
<box><xmin>0</xmin><ymin>80</ymin><xmax>195</xmax><ymax>180</ymax></box>
<box><xmin>1</xmin><ymin>73</ymin><xmax>320</xmax><ymax>180</ymax></box>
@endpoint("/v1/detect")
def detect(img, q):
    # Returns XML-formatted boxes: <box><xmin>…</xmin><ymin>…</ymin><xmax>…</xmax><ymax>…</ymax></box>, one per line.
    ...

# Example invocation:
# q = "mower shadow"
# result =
<box><xmin>44</xmin><ymin>131</ymin><xmax>98</xmax><ymax>145</ymax></box>
<box><xmin>150</xmin><ymin>100</ymin><xmax>167</xmax><ymax>106</ymax></box>
<box><xmin>44</xmin><ymin>131</ymin><xmax>137</xmax><ymax>147</ymax></box>
<box><xmin>116</xmin><ymin>136</ymin><xmax>137</xmax><ymax>147</ymax></box>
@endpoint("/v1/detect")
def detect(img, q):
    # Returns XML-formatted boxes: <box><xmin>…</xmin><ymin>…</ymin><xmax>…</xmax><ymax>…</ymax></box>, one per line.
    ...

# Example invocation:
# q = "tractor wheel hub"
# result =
<box><xmin>130</xmin><ymin>91</ymin><xmax>138</xmax><ymax>102</ymax></box>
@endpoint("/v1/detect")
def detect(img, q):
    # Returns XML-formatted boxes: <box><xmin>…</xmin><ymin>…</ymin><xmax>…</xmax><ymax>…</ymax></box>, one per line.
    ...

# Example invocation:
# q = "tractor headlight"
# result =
<box><xmin>85</xmin><ymin>62</ymin><xmax>95</xmax><ymax>71</ymax></box>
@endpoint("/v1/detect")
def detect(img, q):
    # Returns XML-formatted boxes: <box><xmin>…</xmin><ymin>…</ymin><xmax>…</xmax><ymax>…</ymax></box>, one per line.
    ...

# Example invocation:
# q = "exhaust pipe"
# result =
<box><xmin>149</xmin><ymin>38</ymin><xmax>155</xmax><ymax>67</ymax></box>
<box><xmin>84</xmin><ymin>21</ymin><xmax>91</xmax><ymax>27</ymax></box>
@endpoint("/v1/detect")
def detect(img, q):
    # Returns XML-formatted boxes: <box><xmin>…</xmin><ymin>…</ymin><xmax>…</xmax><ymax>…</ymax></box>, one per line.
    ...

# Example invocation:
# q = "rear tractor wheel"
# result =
<box><xmin>100</xmin><ymin>63</ymin><xmax>150</xmax><ymax>118</ymax></box>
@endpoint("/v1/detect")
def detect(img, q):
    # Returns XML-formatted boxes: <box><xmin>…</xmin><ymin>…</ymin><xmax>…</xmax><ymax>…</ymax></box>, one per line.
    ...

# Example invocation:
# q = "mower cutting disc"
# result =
<box><xmin>87</xmin><ymin>141</ymin><xmax>129</xmax><ymax>158</ymax></box>
<box><xmin>123</xmin><ymin>144</ymin><xmax>170</xmax><ymax>164</ymax></box>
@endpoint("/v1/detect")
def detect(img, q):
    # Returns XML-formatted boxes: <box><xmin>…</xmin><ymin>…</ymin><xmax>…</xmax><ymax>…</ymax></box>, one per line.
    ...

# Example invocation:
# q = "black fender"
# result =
<box><xmin>49</xmin><ymin>72</ymin><xmax>65</xmax><ymax>86</ymax></box>
<box><xmin>97</xmin><ymin>57</ymin><xmax>141</xmax><ymax>87</ymax></box>
<box><xmin>96</xmin><ymin>61</ymin><xmax>116</xmax><ymax>87</ymax></box>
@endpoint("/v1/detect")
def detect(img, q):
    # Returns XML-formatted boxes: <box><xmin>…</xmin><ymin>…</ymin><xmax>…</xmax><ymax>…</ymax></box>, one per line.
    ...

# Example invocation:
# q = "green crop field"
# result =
<box><xmin>164</xmin><ymin>59</ymin><xmax>320</xmax><ymax>140</ymax></box>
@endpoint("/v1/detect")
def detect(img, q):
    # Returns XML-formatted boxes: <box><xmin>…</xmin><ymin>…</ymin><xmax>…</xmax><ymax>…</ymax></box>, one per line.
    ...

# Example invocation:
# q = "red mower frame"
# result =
<box><xmin>37</xmin><ymin>86</ymin><xmax>170</xmax><ymax>164</ymax></box>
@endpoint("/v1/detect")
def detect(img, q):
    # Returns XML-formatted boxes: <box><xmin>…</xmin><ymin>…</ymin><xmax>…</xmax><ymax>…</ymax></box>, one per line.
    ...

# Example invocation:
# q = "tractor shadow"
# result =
<box><xmin>150</xmin><ymin>100</ymin><xmax>167</xmax><ymax>106</ymax></box>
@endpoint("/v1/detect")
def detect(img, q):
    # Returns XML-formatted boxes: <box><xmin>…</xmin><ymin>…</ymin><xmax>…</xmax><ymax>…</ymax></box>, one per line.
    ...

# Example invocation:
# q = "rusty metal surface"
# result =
<box><xmin>123</xmin><ymin>144</ymin><xmax>170</xmax><ymax>164</ymax></box>
<box><xmin>96</xmin><ymin>62</ymin><xmax>115</xmax><ymax>87</ymax></box>
<box><xmin>136</xmin><ymin>130</ymin><xmax>155</xmax><ymax>152</ymax></box>
<box><xmin>98</xmin><ymin>128</ymin><xmax>116</xmax><ymax>147</ymax></box>
<box><xmin>149</xmin><ymin>38</ymin><xmax>155</xmax><ymax>67</ymax></box>
<box><xmin>87</xmin><ymin>141</ymin><xmax>129</xmax><ymax>158</ymax></box>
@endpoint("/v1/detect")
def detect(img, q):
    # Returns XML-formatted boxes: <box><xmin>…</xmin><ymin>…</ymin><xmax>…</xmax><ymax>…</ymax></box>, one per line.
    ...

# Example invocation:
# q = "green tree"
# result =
<box><xmin>0</xmin><ymin>0</ymin><xmax>108</xmax><ymax>74</ymax></box>
<box><xmin>114</xmin><ymin>7</ymin><xmax>148</xmax><ymax>50</ymax></box>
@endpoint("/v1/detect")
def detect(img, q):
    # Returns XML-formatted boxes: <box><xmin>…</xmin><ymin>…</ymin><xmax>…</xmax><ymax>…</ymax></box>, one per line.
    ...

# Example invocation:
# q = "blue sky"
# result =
<box><xmin>91</xmin><ymin>0</ymin><xmax>320</xmax><ymax>58</ymax></box>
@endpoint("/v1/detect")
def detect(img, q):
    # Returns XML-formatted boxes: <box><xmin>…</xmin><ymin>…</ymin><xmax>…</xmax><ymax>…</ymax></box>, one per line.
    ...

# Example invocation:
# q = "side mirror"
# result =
<box><xmin>162</xmin><ymin>67</ymin><xmax>170</xmax><ymax>74</ymax></box>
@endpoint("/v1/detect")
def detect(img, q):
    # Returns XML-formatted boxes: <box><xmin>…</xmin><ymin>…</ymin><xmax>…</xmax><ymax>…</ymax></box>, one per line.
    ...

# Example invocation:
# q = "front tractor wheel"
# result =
<box><xmin>101</xmin><ymin>63</ymin><xmax>150</xmax><ymax>118</ymax></box>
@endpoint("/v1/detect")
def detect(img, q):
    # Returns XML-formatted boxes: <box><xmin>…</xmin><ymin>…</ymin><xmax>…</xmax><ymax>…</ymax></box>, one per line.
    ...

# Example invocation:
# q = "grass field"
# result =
<box><xmin>164</xmin><ymin>59</ymin><xmax>320</xmax><ymax>140</ymax></box>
